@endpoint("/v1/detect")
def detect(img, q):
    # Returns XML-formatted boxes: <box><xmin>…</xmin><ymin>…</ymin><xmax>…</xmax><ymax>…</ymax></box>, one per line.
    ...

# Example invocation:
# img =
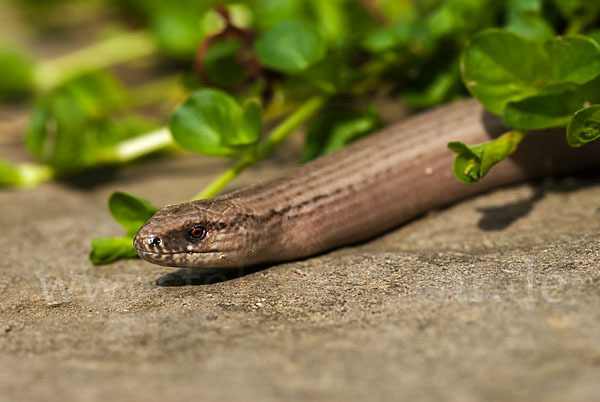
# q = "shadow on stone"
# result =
<box><xmin>477</xmin><ymin>175</ymin><xmax>600</xmax><ymax>231</ymax></box>
<box><xmin>58</xmin><ymin>166</ymin><xmax>121</xmax><ymax>189</ymax></box>
<box><xmin>477</xmin><ymin>187</ymin><xmax>545</xmax><ymax>231</ymax></box>
<box><xmin>156</xmin><ymin>265</ymin><xmax>269</xmax><ymax>286</ymax></box>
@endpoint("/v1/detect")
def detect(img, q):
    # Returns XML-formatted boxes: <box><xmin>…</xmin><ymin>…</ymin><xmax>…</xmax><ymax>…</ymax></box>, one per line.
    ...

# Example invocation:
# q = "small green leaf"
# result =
<box><xmin>109</xmin><ymin>192</ymin><xmax>158</xmax><ymax>235</ymax></box>
<box><xmin>169</xmin><ymin>88</ymin><xmax>261</xmax><ymax>156</ymax></box>
<box><xmin>502</xmin><ymin>83</ymin><xmax>584</xmax><ymax>129</ymax></box>
<box><xmin>307</xmin><ymin>0</ymin><xmax>374</xmax><ymax>46</ymax></box>
<box><xmin>551</xmin><ymin>0</ymin><xmax>600</xmax><ymax>19</ymax></box>
<box><xmin>26</xmin><ymin>93</ymin><xmax>87</xmax><ymax>172</ymax></box>
<box><xmin>374</xmin><ymin>0</ymin><xmax>419</xmax><ymax>20</ymax></box>
<box><xmin>254</xmin><ymin>19</ymin><xmax>326</xmax><ymax>74</ymax></box>
<box><xmin>253</xmin><ymin>0</ymin><xmax>309</xmax><ymax>31</ymax></box>
<box><xmin>586</xmin><ymin>29</ymin><xmax>600</xmax><ymax>46</ymax></box>
<box><xmin>506</xmin><ymin>0</ymin><xmax>543</xmax><ymax>18</ymax></box>
<box><xmin>448</xmin><ymin>142</ymin><xmax>484</xmax><ymax>183</ymax></box>
<box><xmin>448</xmin><ymin>130</ymin><xmax>526</xmax><ymax>184</ymax></box>
<box><xmin>61</xmin><ymin>71</ymin><xmax>126</xmax><ymax>116</ymax></box>
<box><xmin>461</xmin><ymin>31</ymin><xmax>600</xmax><ymax>118</ymax></box>
<box><xmin>0</xmin><ymin>45</ymin><xmax>34</xmax><ymax>99</ymax></box>
<box><xmin>90</xmin><ymin>236</ymin><xmax>138</xmax><ymax>265</ymax></box>
<box><xmin>460</xmin><ymin>29</ymin><xmax>548</xmax><ymax>115</ymax></box>
<box><xmin>567</xmin><ymin>105</ymin><xmax>600</xmax><ymax>147</ymax></box>
<box><xmin>151</xmin><ymin>8</ymin><xmax>204</xmax><ymax>59</ymax></box>
<box><xmin>300</xmin><ymin>54</ymin><xmax>353</xmax><ymax>93</ymax></box>
<box><xmin>502</xmin><ymin>76</ymin><xmax>600</xmax><ymax>130</ymax></box>
<box><xmin>307</xmin><ymin>0</ymin><xmax>346</xmax><ymax>44</ymax></box>
<box><xmin>544</xmin><ymin>36</ymin><xmax>600</xmax><ymax>85</ymax></box>
<box><xmin>504</xmin><ymin>14</ymin><xmax>555</xmax><ymax>42</ymax></box>
<box><xmin>362</xmin><ymin>20</ymin><xmax>421</xmax><ymax>53</ymax></box>
<box><xmin>90</xmin><ymin>191</ymin><xmax>160</xmax><ymax>265</ymax></box>
<box><xmin>403</xmin><ymin>58</ymin><xmax>461</xmax><ymax>108</ymax></box>
<box><xmin>426</xmin><ymin>0</ymin><xmax>498</xmax><ymax>41</ymax></box>
<box><xmin>239</xmin><ymin>98</ymin><xmax>262</xmax><ymax>146</ymax></box>
<box><xmin>24</xmin><ymin>71</ymin><xmax>133</xmax><ymax>173</ymax></box>
<box><xmin>302</xmin><ymin>107</ymin><xmax>380</xmax><ymax>163</ymax></box>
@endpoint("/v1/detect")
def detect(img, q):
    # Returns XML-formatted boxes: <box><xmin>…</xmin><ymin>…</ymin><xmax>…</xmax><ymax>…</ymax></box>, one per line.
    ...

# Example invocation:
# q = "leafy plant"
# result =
<box><xmin>169</xmin><ymin>89</ymin><xmax>261</xmax><ymax>156</ymax></box>
<box><xmin>90</xmin><ymin>192</ymin><xmax>159</xmax><ymax>264</ymax></box>
<box><xmin>567</xmin><ymin>105</ymin><xmax>600</xmax><ymax>147</ymax></box>
<box><xmin>0</xmin><ymin>45</ymin><xmax>35</xmax><ymax>100</ymax></box>
<box><xmin>1</xmin><ymin>0</ymin><xmax>599</xmax><ymax>264</ymax></box>
<box><xmin>450</xmin><ymin>29</ymin><xmax>600</xmax><ymax>183</ymax></box>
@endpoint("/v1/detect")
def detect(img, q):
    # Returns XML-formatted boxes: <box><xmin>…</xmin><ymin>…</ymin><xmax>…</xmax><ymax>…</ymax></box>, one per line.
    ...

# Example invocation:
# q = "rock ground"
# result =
<box><xmin>1</xmin><ymin>145</ymin><xmax>599</xmax><ymax>402</ymax></box>
<box><xmin>1</xmin><ymin>3</ymin><xmax>600</xmax><ymax>399</ymax></box>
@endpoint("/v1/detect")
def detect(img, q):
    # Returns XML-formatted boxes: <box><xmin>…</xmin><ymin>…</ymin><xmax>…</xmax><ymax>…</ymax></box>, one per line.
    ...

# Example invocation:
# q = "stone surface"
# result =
<box><xmin>1</xmin><ymin>143</ymin><xmax>599</xmax><ymax>402</ymax></box>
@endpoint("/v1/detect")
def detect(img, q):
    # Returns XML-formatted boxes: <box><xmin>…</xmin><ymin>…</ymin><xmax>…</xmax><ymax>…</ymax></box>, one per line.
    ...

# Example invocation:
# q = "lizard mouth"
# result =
<box><xmin>135</xmin><ymin>249</ymin><xmax>204</xmax><ymax>267</ymax></box>
<box><xmin>135</xmin><ymin>248</ymin><xmax>237</xmax><ymax>268</ymax></box>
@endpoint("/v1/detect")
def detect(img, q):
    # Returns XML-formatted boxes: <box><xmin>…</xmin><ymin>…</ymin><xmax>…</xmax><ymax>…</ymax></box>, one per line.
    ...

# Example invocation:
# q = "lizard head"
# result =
<box><xmin>134</xmin><ymin>200</ymin><xmax>262</xmax><ymax>268</ymax></box>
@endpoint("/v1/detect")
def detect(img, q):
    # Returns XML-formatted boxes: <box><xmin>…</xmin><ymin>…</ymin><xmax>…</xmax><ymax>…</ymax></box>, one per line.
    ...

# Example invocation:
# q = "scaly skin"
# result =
<box><xmin>134</xmin><ymin>99</ymin><xmax>600</xmax><ymax>268</ymax></box>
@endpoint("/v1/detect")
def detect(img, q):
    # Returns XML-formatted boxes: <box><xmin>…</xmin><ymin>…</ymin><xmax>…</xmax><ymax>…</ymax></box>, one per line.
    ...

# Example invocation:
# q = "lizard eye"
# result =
<box><xmin>188</xmin><ymin>225</ymin><xmax>206</xmax><ymax>240</ymax></box>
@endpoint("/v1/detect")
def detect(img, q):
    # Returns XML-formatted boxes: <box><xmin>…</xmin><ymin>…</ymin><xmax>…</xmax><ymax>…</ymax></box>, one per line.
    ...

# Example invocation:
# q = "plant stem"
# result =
<box><xmin>97</xmin><ymin>127</ymin><xmax>175</xmax><ymax>164</ymax></box>
<box><xmin>256</xmin><ymin>95</ymin><xmax>327</xmax><ymax>158</ymax></box>
<box><xmin>34</xmin><ymin>31</ymin><xmax>157</xmax><ymax>92</ymax></box>
<box><xmin>192</xmin><ymin>158</ymin><xmax>254</xmax><ymax>200</ymax></box>
<box><xmin>191</xmin><ymin>94</ymin><xmax>328</xmax><ymax>200</ymax></box>
<box><xmin>18</xmin><ymin>163</ymin><xmax>55</xmax><ymax>187</ymax></box>
<box><xmin>565</xmin><ymin>16</ymin><xmax>591</xmax><ymax>35</ymax></box>
<box><xmin>127</xmin><ymin>74</ymin><xmax>188</xmax><ymax>109</ymax></box>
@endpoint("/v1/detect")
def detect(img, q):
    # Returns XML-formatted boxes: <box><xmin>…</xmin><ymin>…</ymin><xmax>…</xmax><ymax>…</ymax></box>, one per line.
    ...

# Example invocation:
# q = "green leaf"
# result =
<box><xmin>238</xmin><ymin>99</ymin><xmax>262</xmax><ymax>146</ymax></box>
<box><xmin>108</xmin><ymin>192</ymin><xmax>158</xmax><ymax>235</ymax></box>
<box><xmin>461</xmin><ymin>31</ymin><xmax>600</xmax><ymax>117</ymax></box>
<box><xmin>506</xmin><ymin>0</ymin><xmax>543</xmax><ymax>18</ymax></box>
<box><xmin>89</xmin><ymin>236</ymin><xmax>138</xmax><ymax>265</ymax></box>
<box><xmin>448</xmin><ymin>130</ymin><xmax>526</xmax><ymax>184</ymax></box>
<box><xmin>151</xmin><ymin>8</ymin><xmax>203</xmax><ymax>59</ymax></box>
<box><xmin>299</xmin><ymin>54</ymin><xmax>353</xmax><ymax>93</ymax></box>
<box><xmin>254</xmin><ymin>19</ymin><xmax>327</xmax><ymax>74</ymax></box>
<box><xmin>374</xmin><ymin>0</ymin><xmax>421</xmax><ymax>20</ymax></box>
<box><xmin>403</xmin><ymin>58</ymin><xmax>462</xmax><ymax>108</ymax></box>
<box><xmin>61</xmin><ymin>71</ymin><xmax>126</xmax><ymax>116</ymax></box>
<box><xmin>544</xmin><ymin>36</ymin><xmax>600</xmax><ymax>84</ymax></box>
<box><xmin>26</xmin><ymin>93</ymin><xmax>86</xmax><ymax>172</ymax></box>
<box><xmin>586</xmin><ymin>29</ymin><xmax>600</xmax><ymax>46</ymax></box>
<box><xmin>362</xmin><ymin>20</ymin><xmax>421</xmax><ymax>53</ymax></box>
<box><xmin>321</xmin><ymin>0</ymin><xmax>374</xmax><ymax>44</ymax></box>
<box><xmin>360</xmin><ymin>0</ymin><xmax>420</xmax><ymax>53</ymax></box>
<box><xmin>426</xmin><ymin>0</ymin><xmax>497</xmax><ymax>41</ymax></box>
<box><xmin>307</xmin><ymin>0</ymin><xmax>375</xmax><ymax>47</ymax></box>
<box><xmin>503</xmin><ymin>75</ymin><xmax>600</xmax><ymax>130</ymax></box>
<box><xmin>25</xmin><ymin>71</ymin><xmax>132</xmax><ymax>173</ymax></box>
<box><xmin>567</xmin><ymin>105</ymin><xmax>600</xmax><ymax>147</ymax></box>
<box><xmin>169</xmin><ymin>88</ymin><xmax>261</xmax><ymax>156</ymax></box>
<box><xmin>253</xmin><ymin>0</ymin><xmax>309</xmax><ymax>31</ymax></box>
<box><xmin>90</xmin><ymin>191</ymin><xmax>159</xmax><ymax>265</ymax></box>
<box><xmin>0</xmin><ymin>45</ymin><xmax>34</xmax><ymax>99</ymax></box>
<box><xmin>551</xmin><ymin>0</ymin><xmax>600</xmax><ymax>19</ymax></box>
<box><xmin>202</xmin><ymin>38</ymin><xmax>246</xmax><ymax>87</ymax></box>
<box><xmin>301</xmin><ymin>107</ymin><xmax>380</xmax><ymax>163</ymax></box>
<box><xmin>504</xmin><ymin>14</ymin><xmax>555</xmax><ymax>42</ymax></box>
<box><xmin>502</xmin><ymin>83</ymin><xmax>584</xmax><ymax>129</ymax></box>
<box><xmin>307</xmin><ymin>0</ymin><xmax>347</xmax><ymax>44</ymax></box>
<box><xmin>460</xmin><ymin>29</ymin><xmax>548</xmax><ymax>115</ymax></box>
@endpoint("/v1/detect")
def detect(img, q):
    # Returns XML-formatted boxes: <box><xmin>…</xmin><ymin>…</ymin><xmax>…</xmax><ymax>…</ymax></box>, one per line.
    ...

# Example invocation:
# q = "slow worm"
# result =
<box><xmin>134</xmin><ymin>98</ymin><xmax>600</xmax><ymax>268</ymax></box>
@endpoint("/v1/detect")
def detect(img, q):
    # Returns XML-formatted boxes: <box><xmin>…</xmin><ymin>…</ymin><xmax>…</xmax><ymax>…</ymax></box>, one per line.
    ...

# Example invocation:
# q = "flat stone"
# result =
<box><xmin>1</xmin><ymin>145</ymin><xmax>600</xmax><ymax>402</ymax></box>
